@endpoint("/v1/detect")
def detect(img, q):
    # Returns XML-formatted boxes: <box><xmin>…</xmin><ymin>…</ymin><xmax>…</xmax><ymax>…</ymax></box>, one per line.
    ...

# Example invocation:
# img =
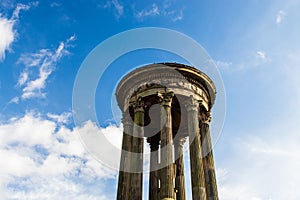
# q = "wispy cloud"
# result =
<box><xmin>217</xmin><ymin>129</ymin><xmax>300</xmax><ymax>199</ymax></box>
<box><xmin>133</xmin><ymin>1</ymin><xmax>184</xmax><ymax>22</ymax></box>
<box><xmin>0</xmin><ymin>2</ymin><xmax>38</xmax><ymax>61</ymax></box>
<box><xmin>50</xmin><ymin>2</ymin><xmax>62</xmax><ymax>8</ymax></box>
<box><xmin>276</xmin><ymin>10</ymin><xmax>286</xmax><ymax>25</ymax></box>
<box><xmin>171</xmin><ymin>9</ymin><xmax>183</xmax><ymax>22</ymax></box>
<box><xmin>103</xmin><ymin>0</ymin><xmax>124</xmax><ymax>19</ymax></box>
<box><xmin>15</xmin><ymin>35</ymin><xmax>76</xmax><ymax>100</ymax></box>
<box><xmin>0</xmin><ymin>1</ymin><xmax>15</xmax><ymax>10</ymax></box>
<box><xmin>256</xmin><ymin>51</ymin><xmax>266</xmax><ymax>60</ymax></box>
<box><xmin>111</xmin><ymin>0</ymin><xmax>124</xmax><ymax>17</ymax></box>
<box><xmin>100</xmin><ymin>0</ymin><xmax>183</xmax><ymax>21</ymax></box>
<box><xmin>215</xmin><ymin>60</ymin><xmax>233</xmax><ymax>70</ymax></box>
<box><xmin>11</xmin><ymin>3</ymin><xmax>31</xmax><ymax>20</ymax></box>
<box><xmin>8</xmin><ymin>96</ymin><xmax>19</xmax><ymax>104</ymax></box>
<box><xmin>47</xmin><ymin>112</ymin><xmax>72</xmax><ymax>124</ymax></box>
<box><xmin>256</xmin><ymin>50</ymin><xmax>272</xmax><ymax>65</ymax></box>
<box><xmin>217</xmin><ymin>69</ymin><xmax>300</xmax><ymax>199</ymax></box>
<box><xmin>162</xmin><ymin>0</ymin><xmax>184</xmax><ymax>22</ymax></box>
<box><xmin>134</xmin><ymin>4</ymin><xmax>160</xmax><ymax>19</ymax></box>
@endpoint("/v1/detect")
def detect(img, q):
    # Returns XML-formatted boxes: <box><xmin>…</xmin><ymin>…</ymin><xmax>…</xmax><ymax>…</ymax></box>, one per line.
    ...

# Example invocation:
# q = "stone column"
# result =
<box><xmin>200</xmin><ymin>111</ymin><xmax>219</xmax><ymax>200</ymax></box>
<box><xmin>174</xmin><ymin>138</ymin><xmax>186</xmax><ymax>200</ymax></box>
<box><xmin>185</xmin><ymin>97</ymin><xmax>206</xmax><ymax>200</ymax></box>
<box><xmin>117</xmin><ymin>112</ymin><xmax>133</xmax><ymax>200</ymax></box>
<box><xmin>158</xmin><ymin>92</ymin><xmax>175</xmax><ymax>200</ymax></box>
<box><xmin>129</xmin><ymin>97</ymin><xmax>145</xmax><ymax>200</ymax></box>
<box><xmin>147</xmin><ymin>136</ymin><xmax>160</xmax><ymax>200</ymax></box>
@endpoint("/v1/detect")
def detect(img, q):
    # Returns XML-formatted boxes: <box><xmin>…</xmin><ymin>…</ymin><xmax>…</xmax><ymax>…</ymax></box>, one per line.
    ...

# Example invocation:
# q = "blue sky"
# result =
<box><xmin>1</xmin><ymin>0</ymin><xmax>300</xmax><ymax>199</ymax></box>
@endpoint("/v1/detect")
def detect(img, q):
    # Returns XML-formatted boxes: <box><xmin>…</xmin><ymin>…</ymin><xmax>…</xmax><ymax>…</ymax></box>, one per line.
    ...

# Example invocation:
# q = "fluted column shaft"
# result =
<box><xmin>117</xmin><ymin>113</ymin><xmax>133</xmax><ymax>200</ymax></box>
<box><xmin>129</xmin><ymin>97</ymin><xmax>144</xmax><ymax>200</ymax></box>
<box><xmin>148</xmin><ymin>137</ymin><xmax>160</xmax><ymax>200</ymax></box>
<box><xmin>186</xmin><ymin>97</ymin><xmax>207</xmax><ymax>200</ymax></box>
<box><xmin>201</xmin><ymin>112</ymin><xmax>218</xmax><ymax>200</ymax></box>
<box><xmin>159</xmin><ymin>92</ymin><xmax>175</xmax><ymax>200</ymax></box>
<box><xmin>174</xmin><ymin>138</ymin><xmax>186</xmax><ymax>200</ymax></box>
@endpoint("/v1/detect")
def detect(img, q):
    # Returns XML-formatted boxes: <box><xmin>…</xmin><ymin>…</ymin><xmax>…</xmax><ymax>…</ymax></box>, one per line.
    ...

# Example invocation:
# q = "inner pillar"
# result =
<box><xmin>174</xmin><ymin>138</ymin><xmax>186</xmax><ymax>200</ymax></box>
<box><xmin>147</xmin><ymin>136</ymin><xmax>160</xmax><ymax>200</ymax></box>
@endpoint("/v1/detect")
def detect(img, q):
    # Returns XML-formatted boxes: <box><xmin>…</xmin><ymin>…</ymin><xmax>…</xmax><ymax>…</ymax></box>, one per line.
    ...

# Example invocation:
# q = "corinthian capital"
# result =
<box><xmin>184</xmin><ymin>95</ymin><xmax>202</xmax><ymax>112</ymax></box>
<box><xmin>157</xmin><ymin>91</ymin><xmax>174</xmax><ymax>107</ymax></box>
<box><xmin>130</xmin><ymin>96</ymin><xmax>145</xmax><ymax>113</ymax></box>
<box><xmin>174</xmin><ymin>137</ymin><xmax>187</xmax><ymax>147</ymax></box>
<box><xmin>200</xmin><ymin>111</ymin><xmax>211</xmax><ymax>124</ymax></box>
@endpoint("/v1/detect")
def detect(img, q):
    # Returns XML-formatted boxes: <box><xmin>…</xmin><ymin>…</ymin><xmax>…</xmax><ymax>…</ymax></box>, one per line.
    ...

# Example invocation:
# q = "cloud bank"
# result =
<box><xmin>0</xmin><ymin>112</ymin><xmax>119</xmax><ymax>199</ymax></box>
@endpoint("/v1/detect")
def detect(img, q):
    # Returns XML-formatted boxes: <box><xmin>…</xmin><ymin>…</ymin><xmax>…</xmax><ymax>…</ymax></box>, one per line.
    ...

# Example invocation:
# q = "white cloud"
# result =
<box><xmin>256</xmin><ymin>51</ymin><xmax>266</xmax><ymax>60</ymax></box>
<box><xmin>76</xmin><ymin>121</ymin><xmax>123</xmax><ymax>169</ymax></box>
<box><xmin>0</xmin><ymin>149</ymin><xmax>37</xmax><ymax>177</ymax></box>
<box><xmin>276</xmin><ymin>10</ymin><xmax>286</xmax><ymax>25</ymax></box>
<box><xmin>0</xmin><ymin>2</ymin><xmax>38</xmax><ymax>61</ymax></box>
<box><xmin>47</xmin><ymin>112</ymin><xmax>72</xmax><ymax>124</ymax></box>
<box><xmin>0</xmin><ymin>112</ymin><xmax>119</xmax><ymax>199</ymax></box>
<box><xmin>0</xmin><ymin>16</ymin><xmax>14</xmax><ymax>61</ymax></box>
<box><xmin>17</xmin><ymin>35</ymin><xmax>75</xmax><ymax>99</ymax></box>
<box><xmin>0</xmin><ymin>112</ymin><xmax>56</xmax><ymax>148</ymax></box>
<box><xmin>5</xmin><ymin>176</ymin><xmax>111</xmax><ymax>200</ymax></box>
<box><xmin>17</xmin><ymin>71</ymin><xmax>28</xmax><ymax>86</ymax></box>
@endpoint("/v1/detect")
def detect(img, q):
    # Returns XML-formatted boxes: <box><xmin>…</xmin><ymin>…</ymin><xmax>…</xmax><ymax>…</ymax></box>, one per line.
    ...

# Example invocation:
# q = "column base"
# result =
<box><xmin>161</xmin><ymin>198</ymin><xmax>175</xmax><ymax>200</ymax></box>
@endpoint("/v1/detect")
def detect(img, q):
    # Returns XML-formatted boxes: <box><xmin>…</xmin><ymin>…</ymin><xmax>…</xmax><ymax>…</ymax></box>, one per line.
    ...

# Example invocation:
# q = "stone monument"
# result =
<box><xmin>115</xmin><ymin>63</ymin><xmax>218</xmax><ymax>200</ymax></box>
